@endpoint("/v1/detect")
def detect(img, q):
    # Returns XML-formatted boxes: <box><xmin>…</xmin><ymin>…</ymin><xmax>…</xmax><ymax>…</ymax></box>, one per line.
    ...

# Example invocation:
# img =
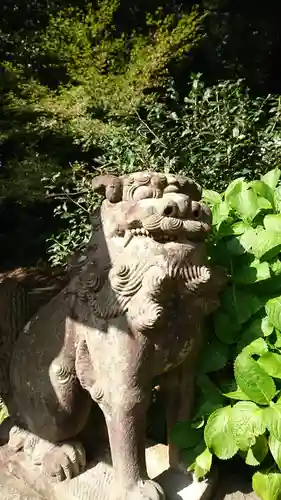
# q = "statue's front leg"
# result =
<box><xmin>84</xmin><ymin>328</ymin><xmax>165</xmax><ymax>500</ymax></box>
<box><xmin>105</xmin><ymin>390</ymin><xmax>164</xmax><ymax>499</ymax></box>
<box><xmin>104</xmin><ymin>388</ymin><xmax>165</xmax><ymax>499</ymax></box>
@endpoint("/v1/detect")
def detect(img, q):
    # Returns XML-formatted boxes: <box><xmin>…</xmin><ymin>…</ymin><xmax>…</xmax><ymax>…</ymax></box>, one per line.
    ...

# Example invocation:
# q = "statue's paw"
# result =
<box><xmin>37</xmin><ymin>440</ymin><xmax>86</xmax><ymax>481</ymax></box>
<box><xmin>128</xmin><ymin>480</ymin><xmax>165</xmax><ymax>500</ymax></box>
<box><xmin>8</xmin><ymin>425</ymin><xmax>35</xmax><ymax>451</ymax></box>
<box><xmin>8</xmin><ymin>427</ymin><xmax>85</xmax><ymax>481</ymax></box>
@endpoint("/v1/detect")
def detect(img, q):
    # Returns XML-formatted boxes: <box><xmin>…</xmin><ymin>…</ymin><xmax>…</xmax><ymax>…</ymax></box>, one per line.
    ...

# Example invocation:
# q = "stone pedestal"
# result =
<box><xmin>0</xmin><ymin>442</ymin><xmax>217</xmax><ymax>500</ymax></box>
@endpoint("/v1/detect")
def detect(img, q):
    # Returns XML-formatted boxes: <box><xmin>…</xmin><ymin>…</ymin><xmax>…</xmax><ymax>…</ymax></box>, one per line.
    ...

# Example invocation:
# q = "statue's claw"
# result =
<box><xmin>8</xmin><ymin>426</ymin><xmax>85</xmax><ymax>481</ymax></box>
<box><xmin>40</xmin><ymin>440</ymin><xmax>86</xmax><ymax>480</ymax></box>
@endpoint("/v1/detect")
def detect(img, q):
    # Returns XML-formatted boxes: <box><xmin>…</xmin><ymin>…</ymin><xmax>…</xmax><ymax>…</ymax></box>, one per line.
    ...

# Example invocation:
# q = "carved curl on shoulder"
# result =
<box><xmin>92</xmin><ymin>175</ymin><xmax>123</xmax><ymax>203</ymax></box>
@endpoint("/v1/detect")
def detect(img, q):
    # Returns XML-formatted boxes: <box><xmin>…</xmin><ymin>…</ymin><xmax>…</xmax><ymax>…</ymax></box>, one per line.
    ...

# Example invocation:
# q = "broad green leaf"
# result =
<box><xmin>212</xmin><ymin>201</ymin><xmax>229</xmax><ymax>227</ymax></box>
<box><xmin>257</xmin><ymin>197</ymin><xmax>273</xmax><ymax>210</ymax></box>
<box><xmin>182</xmin><ymin>440</ymin><xmax>205</xmax><ymax>473</ymax></box>
<box><xmin>252</xmin><ymin>180</ymin><xmax>275</xmax><ymax>207</ymax></box>
<box><xmin>170</xmin><ymin>421</ymin><xmax>202</xmax><ymax>449</ymax></box>
<box><xmin>231</xmin><ymin>221</ymin><xmax>250</xmax><ymax>235</ymax></box>
<box><xmin>254</xmin><ymin>229</ymin><xmax>281</xmax><ymax>260</ymax></box>
<box><xmin>275</xmin><ymin>186</ymin><xmax>281</xmax><ymax>212</ymax></box>
<box><xmin>204</xmin><ymin>406</ymin><xmax>239</xmax><ymax>459</ymax></box>
<box><xmin>203</xmin><ymin>189</ymin><xmax>221</xmax><ymax>206</ymax></box>
<box><xmin>220</xmin><ymin>287</ymin><xmax>264</xmax><ymax>325</ymax></box>
<box><xmin>264</xmin><ymin>214</ymin><xmax>281</xmax><ymax>232</ymax></box>
<box><xmin>271</xmin><ymin>259</ymin><xmax>281</xmax><ymax>276</ymax></box>
<box><xmin>193</xmin><ymin>398</ymin><xmax>223</xmax><ymax>420</ymax></box>
<box><xmin>223</xmin><ymin>388</ymin><xmax>251</xmax><ymax>401</ymax></box>
<box><xmin>269</xmin><ymin>435</ymin><xmax>281</xmax><ymax>470</ymax></box>
<box><xmin>233</xmin><ymin>260</ymin><xmax>270</xmax><ymax>284</ymax></box>
<box><xmin>242</xmin><ymin>338</ymin><xmax>268</xmax><ymax>356</ymax></box>
<box><xmin>266</xmin><ymin>297</ymin><xmax>281</xmax><ymax>331</ymax></box>
<box><xmin>0</xmin><ymin>405</ymin><xmax>8</xmax><ymax>424</ymax></box>
<box><xmin>258</xmin><ymin>353</ymin><xmax>281</xmax><ymax>379</ymax></box>
<box><xmin>256</xmin><ymin>275</ymin><xmax>281</xmax><ymax>297</ymax></box>
<box><xmin>234</xmin><ymin>352</ymin><xmax>276</xmax><ymax>405</ymax></box>
<box><xmin>232</xmin><ymin>188</ymin><xmax>260</xmax><ymax>222</ymax></box>
<box><xmin>193</xmin><ymin>448</ymin><xmax>212</xmax><ymax>479</ymax></box>
<box><xmin>199</xmin><ymin>339</ymin><xmax>229</xmax><ymax>374</ymax></box>
<box><xmin>226</xmin><ymin>236</ymin><xmax>246</xmax><ymax>256</ymax></box>
<box><xmin>263</xmin><ymin>404</ymin><xmax>281</xmax><ymax>439</ymax></box>
<box><xmin>245</xmin><ymin>435</ymin><xmax>268</xmax><ymax>466</ymax></box>
<box><xmin>276</xmin><ymin>330</ymin><xmax>281</xmax><ymax>348</ymax></box>
<box><xmin>238</xmin><ymin>227</ymin><xmax>260</xmax><ymax>254</ymax></box>
<box><xmin>262</xmin><ymin>168</ymin><xmax>281</xmax><ymax>189</ymax></box>
<box><xmin>216</xmin><ymin>218</ymin><xmax>236</xmax><ymax>238</ymax></box>
<box><xmin>196</xmin><ymin>374</ymin><xmax>224</xmax><ymax>405</ymax></box>
<box><xmin>262</xmin><ymin>316</ymin><xmax>274</xmax><ymax>337</ymax></box>
<box><xmin>225</xmin><ymin>178</ymin><xmax>246</xmax><ymax>206</ymax></box>
<box><xmin>214</xmin><ymin>310</ymin><xmax>241</xmax><ymax>344</ymax></box>
<box><xmin>230</xmin><ymin>401</ymin><xmax>266</xmax><ymax>451</ymax></box>
<box><xmin>253</xmin><ymin>471</ymin><xmax>281</xmax><ymax>500</ymax></box>
<box><xmin>237</xmin><ymin>317</ymin><xmax>270</xmax><ymax>353</ymax></box>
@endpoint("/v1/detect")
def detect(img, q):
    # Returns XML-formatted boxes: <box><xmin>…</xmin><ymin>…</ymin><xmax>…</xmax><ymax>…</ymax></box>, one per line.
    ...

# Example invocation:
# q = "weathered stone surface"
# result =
<box><xmin>0</xmin><ymin>171</ymin><xmax>226</xmax><ymax>500</ymax></box>
<box><xmin>53</xmin><ymin>443</ymin><xmax>217</xmax><ymax>500</ymax></box>
<box><xmin>0</xmin><ymin>445</ymin><xmax>55</xmax><ymax>500</ymax></box>
<box><xmin>0</xmin><ymin>470</ymin><xmax>41</xmax><ymax>500</ymax></box>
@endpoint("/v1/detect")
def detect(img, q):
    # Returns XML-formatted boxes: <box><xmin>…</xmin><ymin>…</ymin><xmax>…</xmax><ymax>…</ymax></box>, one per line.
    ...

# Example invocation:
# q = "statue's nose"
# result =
<box><xmin>156</xmin><ymin>195</ymin><xmax>190</xmax><ymax>218</ymax></box>
<box><xmin>160</xmin><ymin>200</ymin><xmax>178</xmax><ymax>217</ymax></box>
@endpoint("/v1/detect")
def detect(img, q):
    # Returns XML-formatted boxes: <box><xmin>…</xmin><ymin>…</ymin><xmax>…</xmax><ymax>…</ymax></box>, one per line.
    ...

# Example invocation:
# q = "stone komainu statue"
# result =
<box><xmin>0</xmin><ymin>171</ymin><xmax>226</xmax><ymax>500</ymax></box>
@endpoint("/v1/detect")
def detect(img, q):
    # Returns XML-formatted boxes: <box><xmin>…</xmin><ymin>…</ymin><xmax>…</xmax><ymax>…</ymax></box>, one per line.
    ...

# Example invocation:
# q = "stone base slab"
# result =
<box><xmin>0</xmin><ymin>442</ymin><xmax>217</xmax><ymax>500</ymax></box>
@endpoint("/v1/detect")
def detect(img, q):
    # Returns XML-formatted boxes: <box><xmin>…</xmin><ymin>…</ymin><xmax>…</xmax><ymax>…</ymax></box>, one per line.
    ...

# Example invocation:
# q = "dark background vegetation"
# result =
<box><xmin>1</xmin><ymin>0</ymin><xmax>281</xmax><ymax>269</ymax></box>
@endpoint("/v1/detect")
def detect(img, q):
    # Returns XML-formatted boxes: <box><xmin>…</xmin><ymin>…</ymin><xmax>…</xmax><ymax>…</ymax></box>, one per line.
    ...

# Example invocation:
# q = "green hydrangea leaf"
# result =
<box><xmin>269</xmin><ymin>435</ymin><xmax>281</xmax><ymax>470</ymax></box>
<box><xmin>220</xmin><ymin>287</ymin><xmax>264</xmax><ymax>325</ymax></box>
<box><xmin>266</xmin><ymin>297</ymin><xmax>281</xmax><ymax>331</ymax></box>
<box><xmin>203</xmin><ymin>189</ymin><xmax>222</xmax><ymax>206</ymax></box>
<box><xmin>253</xmin><ymin>471</ymin><xmax>281</xmax><ymax>500</ymax></box>
<box><xmin>258</xmin><ymin>353</ymin><xmax>281</xmax><ymax>379</ymax></box>
<box><xmin>263</xmin><ymin>404</ymin><xmax>281</xmax><ymax>440</ymax></box>
<box><xmin>262</xmin><ymin>168</ymin><xmax>281</xmax><ymax>189</ymax></box>
<box><xmin>230</xmin><ymin>401</ymin><xmax>266</xmax><ymax>451</ymax></box>
<box><xmin>234</xmin><ymin>352</ymin><xmax>276</xmax><ymax>405</ymax></box>
<box><xmin>264</xmin><ymin>214</ymin><xmax>281</xmax><ymax>232</ymax></box>
<box><xmin>245</xmin><ymin>435</ymin><xmax>268</xmax><ymax>466</ymax></box>
<box><xmin>204</xmin><ymin>406</ymin><xmax>239</xmax><ymax>460</ymax></box>
<box><xmin>199</xmin><ymin>339</ymin><xmax>230</xmax><ymax>374</ymax></box>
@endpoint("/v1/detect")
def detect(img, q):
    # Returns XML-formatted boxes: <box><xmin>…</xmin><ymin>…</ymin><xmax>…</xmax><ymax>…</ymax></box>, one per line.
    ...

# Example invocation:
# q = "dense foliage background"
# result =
<box><xmin>172</xmin><ymin>169</ymin><xmax>281</xmax><ymax>499</ymax></box>
<box><xmin>1</xmin><ymin>0</ymin><xmax>281</xmax><ymax>268</ymax></box>
<box><xmin>2</xmin><ymin>2</ymin><xmax>281</xmax><ymax>497</ymax></box>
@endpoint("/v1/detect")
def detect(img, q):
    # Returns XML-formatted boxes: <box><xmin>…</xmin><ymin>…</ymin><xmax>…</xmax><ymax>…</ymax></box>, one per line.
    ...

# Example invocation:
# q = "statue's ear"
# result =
<box><xmin>92</xmin><ymin>175</ymin><xmax>123</xmax><ymax>203</ymax></box>
<box><xmin>176</xmin><ymin>175</ymin><xmax>202</xmax><ymax>201</ymax></box>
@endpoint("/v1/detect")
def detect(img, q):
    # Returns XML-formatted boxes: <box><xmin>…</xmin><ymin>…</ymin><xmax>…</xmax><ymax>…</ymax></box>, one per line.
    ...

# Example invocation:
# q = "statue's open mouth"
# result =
<box><xmin>120</xmin><ymin>226</ymin><xmax>207</xmax><ymax>247</ymax></box>
<box><xmin>129</xmin><ymin>227</ymin><xmax>179</xmax><ymax>242</ymax></box>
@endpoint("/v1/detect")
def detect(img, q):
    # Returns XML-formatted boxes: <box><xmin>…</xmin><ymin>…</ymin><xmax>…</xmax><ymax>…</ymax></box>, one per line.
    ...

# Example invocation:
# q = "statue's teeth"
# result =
<box><xmin>135</xmin><ymin>228</ymin><xmax>142</xmax><ymax>235</ymax></box>
<box><xmin>123</xmin><ymin>230</ymin><xmax>134</xmax><ymax>247</ymax></box>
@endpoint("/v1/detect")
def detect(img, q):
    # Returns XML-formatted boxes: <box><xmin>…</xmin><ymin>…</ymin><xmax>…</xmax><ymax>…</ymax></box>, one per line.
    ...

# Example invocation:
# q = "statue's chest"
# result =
<box><xmin>153</xmin><ymin>297</ymin><xmax>203</xmax><ymax>374</ymax></box>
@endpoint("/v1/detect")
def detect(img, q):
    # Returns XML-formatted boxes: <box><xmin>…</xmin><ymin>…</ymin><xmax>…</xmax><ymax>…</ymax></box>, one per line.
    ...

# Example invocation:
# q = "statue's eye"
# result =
<box><xmin>133</xmin><ymin>186</ymin><xmax>154</xmax><ymax>201</ymax></box>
